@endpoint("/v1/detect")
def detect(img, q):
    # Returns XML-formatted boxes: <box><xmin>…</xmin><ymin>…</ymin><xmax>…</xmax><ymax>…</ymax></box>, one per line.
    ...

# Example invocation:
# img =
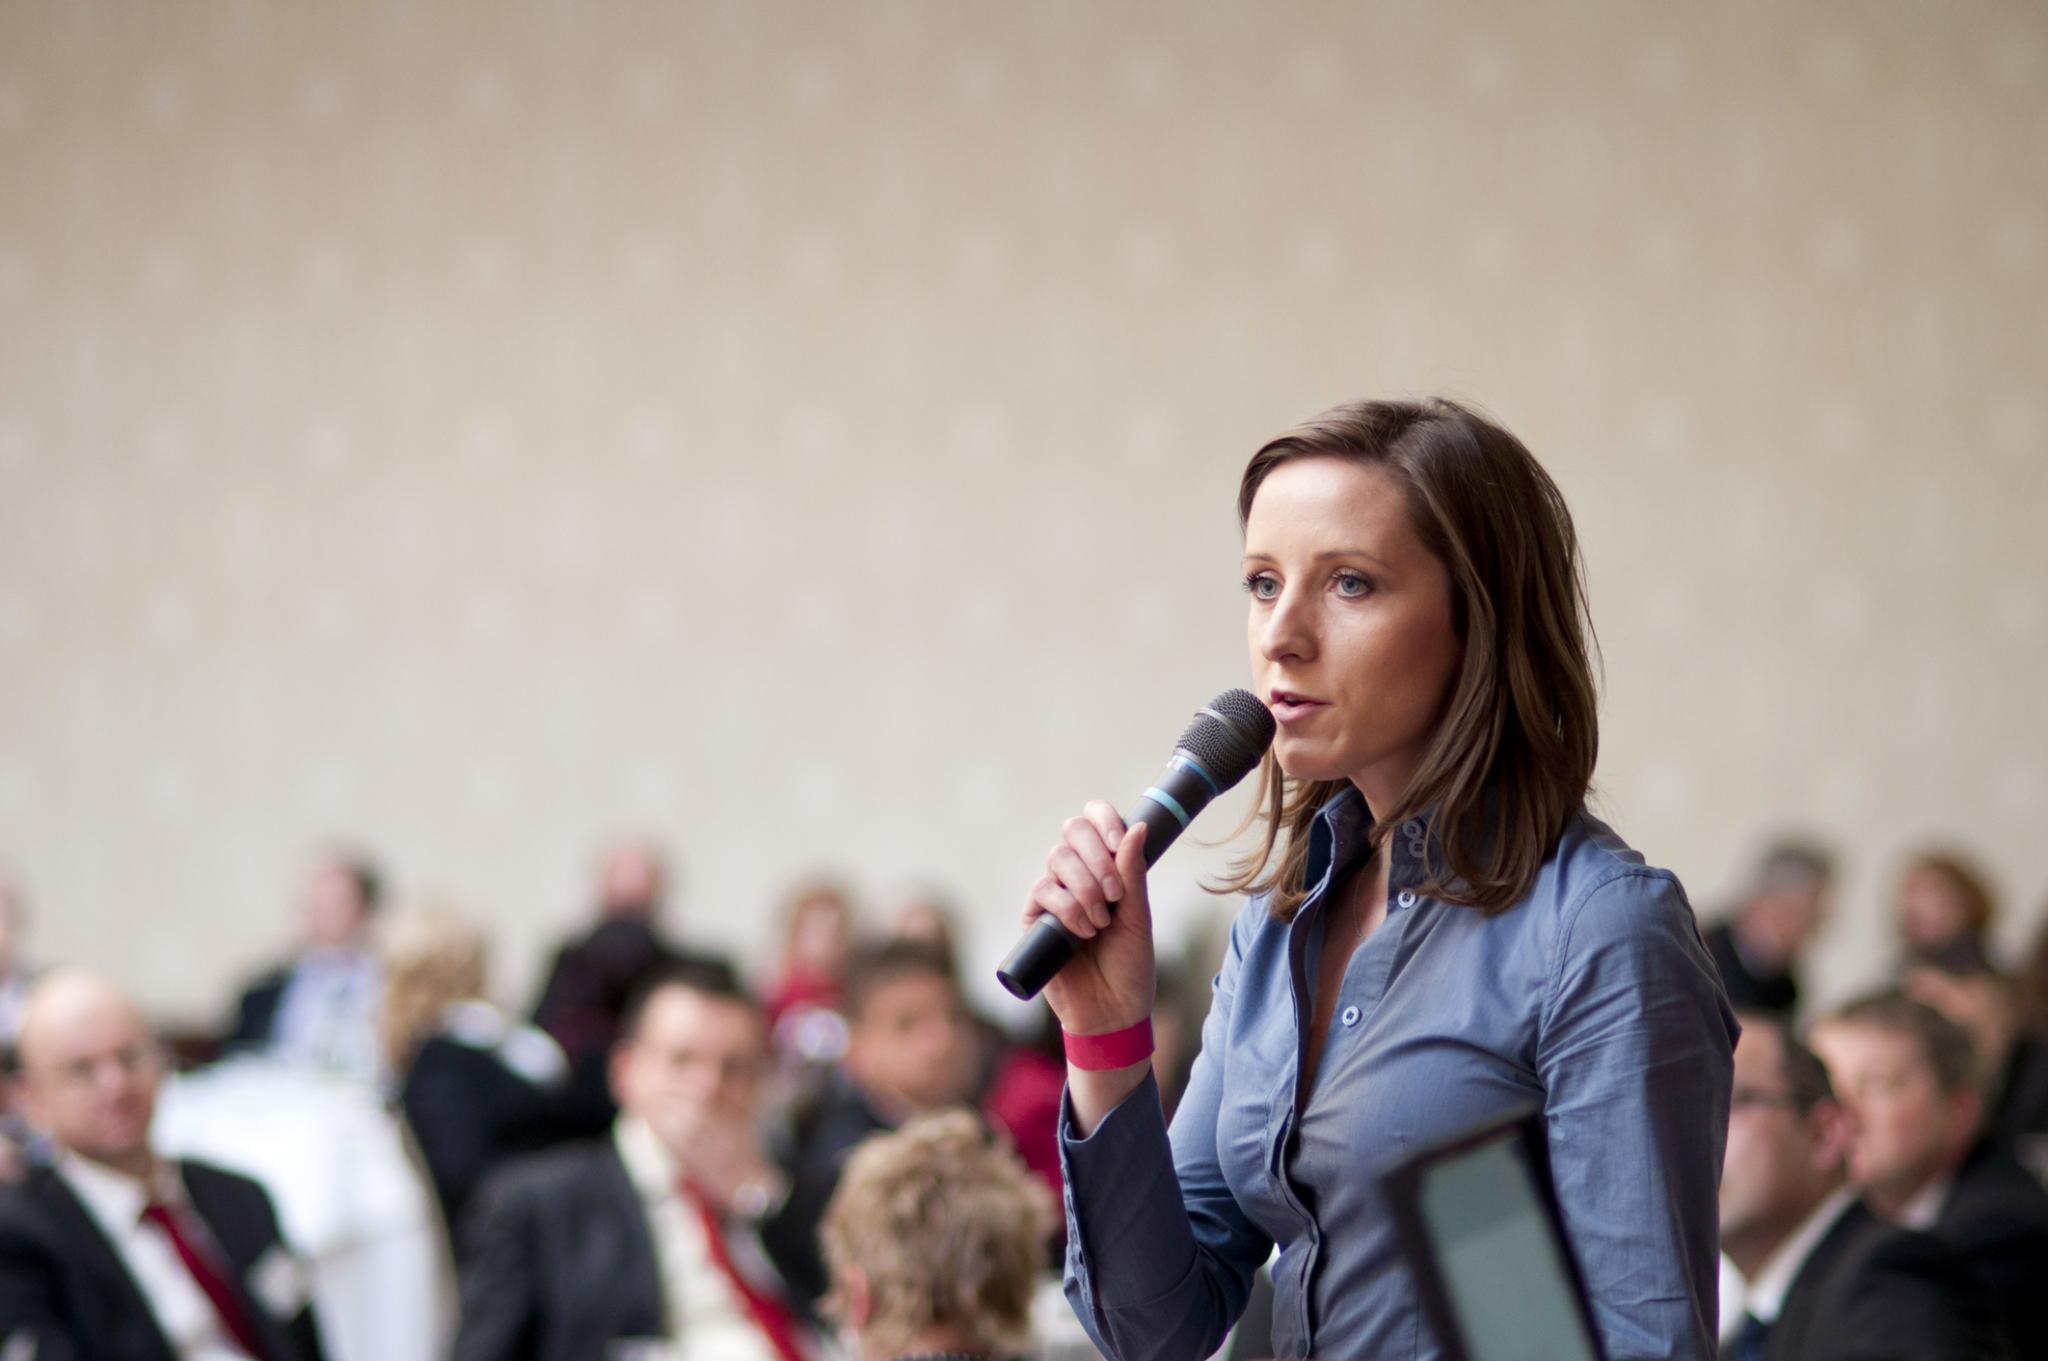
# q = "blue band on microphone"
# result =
<box><xmin>1143</xmin><ymin>786</ymin><xmax>1192</xmax><ymax>830</ymax></box>
<box><xmin>1170</xmin><ymin>752</ymin><xmax>1221</xmax><ymax>798</ymax></box>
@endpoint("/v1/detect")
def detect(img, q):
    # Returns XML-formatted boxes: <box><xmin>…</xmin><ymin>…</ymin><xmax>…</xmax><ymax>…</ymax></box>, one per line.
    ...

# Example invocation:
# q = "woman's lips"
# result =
<box><xmin>1269</xmin><ymin>691</ymin><xmax>1328</xmax><ymax>724</ymax></box>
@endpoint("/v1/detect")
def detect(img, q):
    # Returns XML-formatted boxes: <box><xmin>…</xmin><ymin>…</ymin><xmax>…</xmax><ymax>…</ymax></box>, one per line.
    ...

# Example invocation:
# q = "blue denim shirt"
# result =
<box><xmin>1060</xmin><ymin>789</ymin><xmax>1737</xmax><ymax>1361</ymax></box>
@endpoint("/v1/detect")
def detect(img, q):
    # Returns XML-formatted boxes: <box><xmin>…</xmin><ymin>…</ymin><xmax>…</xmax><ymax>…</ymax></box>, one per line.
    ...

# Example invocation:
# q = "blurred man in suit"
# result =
<box><xmin>1702</xmin><ymin>839</ymin><xmax>1833</xmax><ymax>1018</ymax></box>
<box><xmin>780</xmin><ymin>939</ymin><xmax>981</xmax><ymax>1309</ymax></box>
<box><xmin>228</xmin><ymin>849</ymin><xmax>385</xmax><ymax>1081</ymax></box>
<box><xmin>0</xmin><ymin>970</ymin><xmax>327</xmax><ymax>1361</ymax></box>
<box><xmin>1716</xmin><ymin>1012</ymin><xmax>2001</xmax><ymax>1361</ymax></box>
<box><xmin>454</xmin><ymin>958</ymin><xmax>812</xmax><ymax>1361</ymax></box>
<box><xmin>1812</xmin><ymin>992</ymin><xmax>2048</xmax><ymax>1358</ymax></box>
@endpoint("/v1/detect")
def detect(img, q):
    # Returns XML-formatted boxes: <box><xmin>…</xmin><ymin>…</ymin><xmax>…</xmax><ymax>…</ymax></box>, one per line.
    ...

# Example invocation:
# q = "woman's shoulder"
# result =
<box><xmin>1519</xmin><ymin>811</ymin><xmax>1711</xmax><ymax>968</ymax></box>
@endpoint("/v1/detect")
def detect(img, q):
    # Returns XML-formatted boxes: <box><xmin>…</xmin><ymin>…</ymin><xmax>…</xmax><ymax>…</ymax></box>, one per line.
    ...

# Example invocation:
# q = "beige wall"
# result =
<box><xmin>1</xmin><ymin>1</ymin><xmax>2043</xmax><ymax>1026</ymax></box>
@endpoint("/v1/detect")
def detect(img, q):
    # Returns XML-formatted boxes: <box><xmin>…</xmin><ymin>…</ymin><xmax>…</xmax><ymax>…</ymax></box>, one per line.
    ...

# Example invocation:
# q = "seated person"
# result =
<box><xmin>0</xmin><ymin>865</ymin><xmax>37</xmax><ymax>1180</ymax></box>
<box><xmin>1717</xmin><ymin>1011</ymin><xmax>2002</xmax><ymax>1360</ymax></box>
<box><xmin>782</xmin><ymin>939</ymin><xmax>980</xmax><ymax>1307</ymax></box>
<box><xmin>1903</xmin><ymin>943</ymin><xmax>2048</xmax><ymax>1149</ymax></box>
<box><xmin>1812</xmin><ymin>992</ymin><xmax>2048</xmax><ymax>1357</ymax></box>
<box><xmin>228</xmin><ymin>848</ymin><xmax>385</xmax><ymax>1081</ymax></box>
<box><xmin>818</xmin><ymin>1109</ymin><xmax>1053</xmax><ymax>1361</ymax></box>
<box><xmin>1893</xmin><ymin>849</ymin><xmax>1997</xmax><ymax>969</ymax></box>
<box><xmin>0</xmin><ymin>970</ymin><xmax>327</xmax><ymax>1360</ymax></box>
<box><xmin>454</xmin><ymin>958</ymin><xmax>813</xmax><ymax>1361</ymax></box>
<box><xmin>379</xmin><ymin>901</ymin><xmax>577</xmax><ymax>1232</ymax></box>
<box><xmin>1702</xmin><ymin>838</ymin><xmax>1833</xmax><ymax>1017</ymax></box>
<box><xmin>0</xmin><ymin>862</ymin><xmax>33</xmax><ymax>1051</ymax></box>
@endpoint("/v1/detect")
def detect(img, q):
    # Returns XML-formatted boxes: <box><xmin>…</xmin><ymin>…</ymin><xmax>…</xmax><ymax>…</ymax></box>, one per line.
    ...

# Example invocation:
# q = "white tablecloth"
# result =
<box><xmin>154</xmin><ymin>1058</ymin><xmax>454</xmax><ymax>1361</ymax></box>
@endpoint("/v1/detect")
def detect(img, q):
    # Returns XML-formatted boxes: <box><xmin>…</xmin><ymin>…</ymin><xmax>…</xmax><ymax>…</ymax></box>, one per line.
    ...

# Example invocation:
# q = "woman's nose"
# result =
<box><xmin>1259</xmin><ymin>587</ymin><xmax>1315</xmax><ymax>663</ymax></box>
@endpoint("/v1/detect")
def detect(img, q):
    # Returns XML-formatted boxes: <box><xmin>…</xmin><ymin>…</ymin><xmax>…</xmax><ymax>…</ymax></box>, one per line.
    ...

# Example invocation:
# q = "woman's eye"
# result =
<box><xmin>1333</xmin><ymin>572</ymin><xmax>1373</xmax><ymax>598</ymax></box>
<box><xmin>1241</xmin><ymin>573</ymin><xmax>1281</xmax><ymax>600</ymax></box>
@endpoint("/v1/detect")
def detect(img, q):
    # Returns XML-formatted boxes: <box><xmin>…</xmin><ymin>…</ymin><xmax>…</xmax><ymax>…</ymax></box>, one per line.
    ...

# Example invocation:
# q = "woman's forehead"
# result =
<box><xmin>1243</xmin><ymin>457</ymin><xmax>1421</xmax><ymax>558</ymax></box>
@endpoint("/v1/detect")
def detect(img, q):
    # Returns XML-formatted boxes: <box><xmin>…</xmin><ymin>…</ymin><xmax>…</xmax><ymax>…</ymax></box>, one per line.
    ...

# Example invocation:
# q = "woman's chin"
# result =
<box><xmin>1272</xmin><ymin>745</ymin><xmax>1348</xmax><ymax>786</ymax></box>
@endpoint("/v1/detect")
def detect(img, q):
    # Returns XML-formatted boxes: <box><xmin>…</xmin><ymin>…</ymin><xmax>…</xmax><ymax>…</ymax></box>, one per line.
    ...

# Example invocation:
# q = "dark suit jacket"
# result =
<box><xmin>399</xmin><ymin>1030</ymin><xmax>591</xmax><ymax>1233</ymax></box>
<box><xmin>1931</xmin><ymin>1138</ymin><xmax>2048</xmax><ymax>1359</ymax></box>
<box><xmin>0</xmin><ymin>1158</ymin><xmax>328</xmax><ymax>1361</ymax></box>
<box><xmin>228</xmin><ymin>967</ymin><xmax>290</xmax><ymax>1049</ymax></box>
<box><xmin>1702</xmin><ymin>920</ymin><xmax>1799</xmax><ymax>1017</ymax></box>
<box><xmin>452</xmin><ymin>1135</ymin><xmax>809</xmax><ymax>1361</ymax></box>
<box><xmin>776</xmin><ymin>1073</ymin><xmax>894</xmax><ymax>1311</ymax></box>
<box><xmin>1730</xmin><ymin>1197</ymin><xmax>2007</xmax><ymax>1361</ymax></box>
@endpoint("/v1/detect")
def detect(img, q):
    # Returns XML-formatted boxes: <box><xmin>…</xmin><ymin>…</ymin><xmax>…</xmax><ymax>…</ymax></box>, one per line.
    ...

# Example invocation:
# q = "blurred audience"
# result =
<box><xmin>1810</xmin><ymin>992</ymin><xmax>2048</xmax><ymax>1357</ymax></box>
<box><xmin>454</xmin><ymin>957</ymin><xmax>813</xmax><ymax>1361</ymax></box>
<box><xmin>1702</xmin><ymin>838</ymin><xmax>1834</xmax><ymax>1018</ymax></box>
<box><xmin>0</xmin><ymin>969</ymin><xmax>329</xmax><ymax>1360</ymax></box>
<box><xmin>0</xmin><ymin>865</ymin><xmax>36</xmax><ymax>1181</ymax></box>
<box><xmin>1717</xmin><ymin>1012</ymin><xmax>2002</xmax><ymax>1360</ymax></box>
<box><xmin>781</xmin><ymin>939</ymin><xmax>981</xmax><ymax>1308</ymax></box>
<box><xmin>531</xmin><ymin>837</ymin><xmax>698</xmax><ymax>1067</ymax></box>
<box><xmin>228</xmin><ymin>848</ymin><xmax>386</xmax><ymax>1082</ymax></box>
<box><xmin>1902</xmin><ymin>944</ymin><xmax>2048</xmax><ymax>1149</ymax></box>
<box><xmin>764</xmin><ymin>878</ymin><xmax>858</xmax><ymax>1074</ymax></box>
<box><xmin>1894</xmin><ymin>849</ymin><xmax>1998</xmax><ymax>968</ymax></box>
<box><xmin>0</xmin><ymin>864</ymin><xmax>33</xmax><ymax>1051</ymax></box>
<box><xmin>379</xmin><ymin>901</ymin><xmax>579</xmax><ymax>1234</ymax></box>
<box><xmin>819</xmin><ymin>1110</ymin><xmax>1053</xmax><ymax>1361</ymax></box>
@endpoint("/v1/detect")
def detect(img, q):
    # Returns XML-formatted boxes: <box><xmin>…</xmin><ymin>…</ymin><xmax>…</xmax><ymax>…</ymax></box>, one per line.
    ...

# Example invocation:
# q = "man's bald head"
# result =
<box><xmin>16</xmin><ymin>970</ymin><xmax>163</xmax><ymax>1176</ymax></box>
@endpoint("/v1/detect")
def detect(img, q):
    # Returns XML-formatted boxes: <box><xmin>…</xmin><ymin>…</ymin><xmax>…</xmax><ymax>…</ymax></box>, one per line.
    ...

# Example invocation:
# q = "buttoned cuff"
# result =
<box><xmin>1059</xmin><ymin>1070</ymin><xmax>1195</xmax><ymax>1309</ymax></box>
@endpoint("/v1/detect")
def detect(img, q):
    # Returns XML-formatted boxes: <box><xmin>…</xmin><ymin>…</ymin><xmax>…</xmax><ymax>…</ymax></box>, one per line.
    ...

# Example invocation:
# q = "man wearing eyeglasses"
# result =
<box><xmin>1715</xmin><ymin>1012</ymin><xmax>2003</xmax><ymax>1361</ymax></box>
<box><xmin>0</xmin><ymin>969</ymin><xmax>329</xmax><ymax>1361</ymax></box>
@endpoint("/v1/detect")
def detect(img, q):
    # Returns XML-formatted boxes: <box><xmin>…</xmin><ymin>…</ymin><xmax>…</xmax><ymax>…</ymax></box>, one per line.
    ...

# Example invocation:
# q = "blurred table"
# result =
<box><xmin>154</xmin><ymin>1058</ymin><xmax>454</xmax><ymax>1361</ymax></box>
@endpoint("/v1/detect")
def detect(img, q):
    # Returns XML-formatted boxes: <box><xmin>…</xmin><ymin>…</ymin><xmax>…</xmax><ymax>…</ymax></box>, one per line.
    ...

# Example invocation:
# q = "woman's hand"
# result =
<box><xmin>1023</xmin><ymin>801</ymin><xmax>1158</xmax><ymax>1132</ymax></box>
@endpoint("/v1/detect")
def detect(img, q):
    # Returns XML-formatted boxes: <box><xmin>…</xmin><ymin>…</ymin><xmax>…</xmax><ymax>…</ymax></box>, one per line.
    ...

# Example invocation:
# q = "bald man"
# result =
<box><xmin>0</xmin><ymin>970</ymin><xmax>328</xmax><ymax>1361</ymax></box>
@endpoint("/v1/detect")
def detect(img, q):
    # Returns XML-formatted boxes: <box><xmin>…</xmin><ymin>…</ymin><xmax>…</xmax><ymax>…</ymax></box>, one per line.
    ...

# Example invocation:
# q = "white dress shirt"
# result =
<box><xmin>55</xmin><ymin>1152</ymin><xmax>255</xmax><ymax>1361</ymax></box>
<box><xmin>1894</xmin><ymin>1173</ymin><xmax>1954</xmax><ymax>1231</ymax></box>
<box><xmin>1729</xmin><ymin>1186</ymin><xmax>1858</xmax><ymax>1327</ymax></box>
<box><xmin>611</xmin><ymin>1116</ymin><xmax>781</xmax><ymax>1361</ymax></box>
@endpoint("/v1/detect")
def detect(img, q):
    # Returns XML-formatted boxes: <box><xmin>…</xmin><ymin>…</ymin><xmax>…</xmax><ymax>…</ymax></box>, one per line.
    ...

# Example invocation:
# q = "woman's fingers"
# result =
<box><xmin>1023</xmin><ymin>877</ymin><xmax>1098</xmax><ymax>940</ymax></box>
<box><xmin>1064</xmin><ymin>810</ymin><xmax>1130</xmax><ymax>908</ymax></box>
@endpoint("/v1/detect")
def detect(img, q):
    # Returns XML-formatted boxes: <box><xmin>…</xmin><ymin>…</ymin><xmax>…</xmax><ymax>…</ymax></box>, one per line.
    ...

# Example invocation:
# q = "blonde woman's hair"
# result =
<box><xmin>820</xmin><ymin>1110</ymin><xmax>1052</xmax><ymax>1360</ymax></box>
<box><xmin>377</xmin><ymin>900</ymin><xmax>488</xmax><ymax>1071</ymax></box>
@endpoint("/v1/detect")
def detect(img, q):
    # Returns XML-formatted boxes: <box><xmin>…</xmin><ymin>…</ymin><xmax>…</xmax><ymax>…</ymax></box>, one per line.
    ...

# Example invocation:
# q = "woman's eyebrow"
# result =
<box><xmin>1241</xmin><ymin>547</ymin><xmax>1393</xmax><ymax>572</ymax></box>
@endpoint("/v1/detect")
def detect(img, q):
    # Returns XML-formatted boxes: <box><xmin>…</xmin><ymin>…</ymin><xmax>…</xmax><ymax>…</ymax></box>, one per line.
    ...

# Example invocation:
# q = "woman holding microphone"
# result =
<box><xmin>1026</xmin><ymin>399</ymin><xmax>1737</xmax><ymax>1361</ymax></box>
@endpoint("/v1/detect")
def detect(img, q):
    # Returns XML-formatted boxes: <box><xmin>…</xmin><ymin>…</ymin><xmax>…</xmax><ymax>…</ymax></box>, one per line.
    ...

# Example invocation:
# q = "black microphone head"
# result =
<box><xmin>1173</xmin><ymin>688</ymin><xmax>1276</xmax><ymax>790</ymax></box>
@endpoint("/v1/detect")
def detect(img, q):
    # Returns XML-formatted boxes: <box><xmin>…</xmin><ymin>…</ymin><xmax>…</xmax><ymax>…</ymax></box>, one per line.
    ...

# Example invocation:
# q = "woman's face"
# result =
<box><xmin>1244</xmin><ymin>457</ymin><xmax>1463</xmax><ymax>806</ymax></box>
<box><xmin>1897</xmin><ymin>864</ymin><xmax>1971</xmax><ymax>950</ymax></box>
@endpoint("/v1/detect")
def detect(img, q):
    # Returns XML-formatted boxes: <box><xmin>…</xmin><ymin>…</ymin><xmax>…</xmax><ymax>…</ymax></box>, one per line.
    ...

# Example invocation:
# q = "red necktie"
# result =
<box><xmin>678</xmin><ymin>1180</ymin><xmax>809</xmax><ymax>1361</ymax></box>
<box><xmin>139</xmin><ymin>1200</ymin><xmax>274</xmax><ymax>1361</ymax></box>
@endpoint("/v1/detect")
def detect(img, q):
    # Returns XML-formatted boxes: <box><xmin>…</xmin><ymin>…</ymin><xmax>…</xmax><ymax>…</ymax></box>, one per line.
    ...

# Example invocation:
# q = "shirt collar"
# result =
<box><xmin>56</xmin><ymin>1149</ymin><xmax>184</xmax><ymax>1229</ymax></box>
<box><xmin>1303</xmin><ymin>786</ymin><xmax>1374</xmax><ymax>896</ymax></box>
<box><xmin>613</xmin><ymin>1113</ymin><xmax>682</xmax><ymax>1200</ymax></box>
<box><xmin>1895</xmin><ymin>1172</ymin><xmax>1953</xmax><ymax>1230</ymax></box>
<box><xmin>1741</xmin><ymin>1186</ymin><xmax>1857</xmax><ymax>1324</ymax></box>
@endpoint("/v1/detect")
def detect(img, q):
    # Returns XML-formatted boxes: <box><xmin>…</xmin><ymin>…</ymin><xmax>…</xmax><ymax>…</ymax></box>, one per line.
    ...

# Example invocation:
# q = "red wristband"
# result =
<box><xmin>1063</xmin><ymin>1017</ymin><xmax>1154</xmax><ymax>1071</ymax></box>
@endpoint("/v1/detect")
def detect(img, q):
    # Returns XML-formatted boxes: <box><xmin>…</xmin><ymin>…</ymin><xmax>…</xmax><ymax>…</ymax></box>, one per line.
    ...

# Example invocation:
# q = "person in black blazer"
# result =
<box><xmin>1718</xmin><ymin>1014</ymin><xmax>2003</xmax><ymax>1361</ymax></box>
<box><xmin>1813</xmin><ymin>992</ymin><xmax>2048</xmax><ymax>1359</ymax></box>
<box><xmin>455</xmin><ymin>959</ymin><xmax>813</xmax><ymax>1361</ymax></box>
<box><xmin>1701</xmin><ymin>838</ymin><xmax>1833</xmax><ymax>1018</ymax></box>
<box><xmin>0</xmin><ymin>970</ymin><xmax>327</xmax><ymax>1361</ymax></box>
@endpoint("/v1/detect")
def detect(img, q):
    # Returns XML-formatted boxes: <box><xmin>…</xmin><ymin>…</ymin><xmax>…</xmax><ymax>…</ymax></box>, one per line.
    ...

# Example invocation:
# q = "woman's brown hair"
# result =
<box><xmin>1220</xmin><ymin>397</ymin><xmax>1599</xmax><ymax>919</ymax></box>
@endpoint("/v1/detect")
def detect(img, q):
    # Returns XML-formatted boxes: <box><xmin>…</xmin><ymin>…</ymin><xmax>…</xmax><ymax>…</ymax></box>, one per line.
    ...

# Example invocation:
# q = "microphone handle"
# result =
<box><xmin>995</xmin><ymin>793</ymin><xmax>1188</xmax><ymax>1001</ymax></box>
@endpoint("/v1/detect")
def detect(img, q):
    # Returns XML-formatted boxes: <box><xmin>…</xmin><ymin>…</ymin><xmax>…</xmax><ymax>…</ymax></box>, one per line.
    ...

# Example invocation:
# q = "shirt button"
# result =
<box><xmin>1407</xmin><ymin>839</ymin><xmax>1427</xmax><ymax>858</ymax></box>
<box><xmin>1397</xmin><ymin>890</ymin><xmax>1418</xmax><ymax>908</ymax></box>
<box><xmin>1341</xmin><ymin>1005</ymin><xmax>1361</xmax><ymax>1027</ymax></box>
<box><xmin>1401</xmin><ymin>819</ymin><xmax>1424</xmax><ymax>838</ymax></box>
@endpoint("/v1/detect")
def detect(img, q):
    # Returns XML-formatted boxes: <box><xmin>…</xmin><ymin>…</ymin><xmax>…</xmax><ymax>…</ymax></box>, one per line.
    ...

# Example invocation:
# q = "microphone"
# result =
<box><xmin>996</xmin><ymin>688</ymin><xmax>1276</xmax><ymax>1000</ymax></box>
